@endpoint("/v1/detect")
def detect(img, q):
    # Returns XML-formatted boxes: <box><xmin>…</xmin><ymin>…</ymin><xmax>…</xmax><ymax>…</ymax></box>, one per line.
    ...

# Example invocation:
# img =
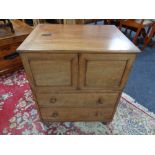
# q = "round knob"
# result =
<box><xmin>51</xmin><ymin>112</ymin><xmax>58</xmax><ymax>118</ymax></box>
<box><xmin>50</xmin><ymin>97</ymin><xmax>57</xmax><ymax>104</ymax></box>
<box><xmin>96</xmin><ymin>98</ymin><xmax>104</xmax><ymax>105</ymax></box>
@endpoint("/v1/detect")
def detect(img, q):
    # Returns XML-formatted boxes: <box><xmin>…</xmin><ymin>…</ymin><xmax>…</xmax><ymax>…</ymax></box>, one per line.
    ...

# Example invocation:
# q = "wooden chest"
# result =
<box><xmin>0</xmin><ymin>20</ymin><xmax>32</xmax><ymax>75</ymax></box>
<box><xmin>17</xmin><ymin>24</ymin><xmax>140</xmax><ymax>122</ymax></box>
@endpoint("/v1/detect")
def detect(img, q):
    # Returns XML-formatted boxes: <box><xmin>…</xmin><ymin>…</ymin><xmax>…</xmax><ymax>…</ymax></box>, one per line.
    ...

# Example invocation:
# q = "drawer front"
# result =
<box><xmin>21</xmin><ymin>53</ymin><xmax>78</xmax><ymax>91</ymax></box>
<box><xmin>36</xmin><ymin>92</ymin><xmax>119</xmax><ymax>108</ymax></box>
<box><xmin>79</xmin><ymin>54</ymin><xmax>136</xmax><ymax>90</ymax></box>
<box><xmin>40</xmin><ymin>107</ymin><xmax>113</xmax><ymax>121</ymax></box>
<box><xmin>0</xmin><ymin>43</ymin><xmax>22</xmax><ymax>70</ymax></box>
<box><xmin>0</xmin><ymin>42</ymin><xmax>21</xmax><ymax>55</ymax></box>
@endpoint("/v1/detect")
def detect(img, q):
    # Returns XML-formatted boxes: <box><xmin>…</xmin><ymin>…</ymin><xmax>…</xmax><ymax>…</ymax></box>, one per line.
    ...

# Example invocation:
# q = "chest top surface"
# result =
<box><xmin>17</xmin><ymin>24</ymin><xmax>140</xmax><ymax>53</ymax></box>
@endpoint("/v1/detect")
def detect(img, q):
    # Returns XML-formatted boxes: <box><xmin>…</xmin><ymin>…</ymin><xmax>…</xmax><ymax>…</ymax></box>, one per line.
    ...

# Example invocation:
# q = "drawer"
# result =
<box><xmin>79</xmin><ymin>54</ymin><xmax>136</xmax><ymax>90</ymax></box>
<box><xmin>0</xmin><ymin>42</ymin><xmax>21</xmax><ymax>57</ymax></box>
<box><xmin>0</xmin><ymin>57</ymin><xmax>22</xmax><ymax>71</ymax></box>
<box><xmin>40</xmin><ymin>107</ymin><xmax>114</xmax><ymax>122</ymax></box>
<box><xmin>0</xmin><ymin>43</ymin><xmax>22</xmax><ymax>70</ymax></box>
<box><xmin>36</xmin><ymin>92</ymin><xmax>119</xmax><ymax>108</ymax></box>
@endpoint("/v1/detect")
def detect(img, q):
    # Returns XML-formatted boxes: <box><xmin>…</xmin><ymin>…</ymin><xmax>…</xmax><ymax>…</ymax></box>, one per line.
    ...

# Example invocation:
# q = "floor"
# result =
<box><xmin>124</xmin><ymin>45</ymin><xmax>155</xmax><ymax>113</ymax></box>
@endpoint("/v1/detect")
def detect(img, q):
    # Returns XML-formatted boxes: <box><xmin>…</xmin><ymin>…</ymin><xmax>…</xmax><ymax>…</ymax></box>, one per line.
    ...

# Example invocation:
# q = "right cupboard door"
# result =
<box><xmin>79</xmin><ymin>53</ymin><xmax>136</xmax><ymax>90</ymax></box>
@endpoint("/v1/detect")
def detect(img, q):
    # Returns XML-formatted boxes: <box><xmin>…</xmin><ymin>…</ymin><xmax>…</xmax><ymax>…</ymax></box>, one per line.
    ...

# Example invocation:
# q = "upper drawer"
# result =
<box><xmin>79</xmin><ymin>53</ymin><xmax>136</xmax><ymax>90</ymax></box>
<box><xmin>21</xmin><ymin>53</ymin><xmax>78</xmax><ymax>91</ymax></box>
<box><xmin>36</xmin><ymin>92</ymin><xmax>119</xmax><ymax>108</ymax></box>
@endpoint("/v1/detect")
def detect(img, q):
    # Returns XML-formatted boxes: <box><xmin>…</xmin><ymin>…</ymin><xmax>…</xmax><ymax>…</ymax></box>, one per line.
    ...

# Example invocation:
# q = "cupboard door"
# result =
<box><xmin>21</xmin><ymin>53</ymin><xmax>78</xmax><ymax>91</ymax></box>
<box><xmin>79</xmin><ymin>54</ymin><xmax>135</xmax><ymax>90</ymax></box>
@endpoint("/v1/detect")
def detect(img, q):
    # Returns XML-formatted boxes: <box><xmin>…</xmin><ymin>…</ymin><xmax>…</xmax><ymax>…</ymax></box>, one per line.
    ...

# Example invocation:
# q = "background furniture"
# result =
<box><xmin>104</xmin><ymin>19</ymin><xmax>120</xmax><ymax>26</ymax></box>
<box><xmin>0</xmin><ymin>20</ymin><xmax>32</xmax><ymax>75</ymax></box>
<box><xmin>63</xmin><ymin>19</ymin><xmax>102</xmax><ymax>24</ymax></box>
<box><xmin>23</xmin><ymin>19</ymin><xmax>103</xmax><ymax>26</ymax></box>
<box><xmin>18</xmin><ymin>24</ymin><xmax>140</xmax><ymax>122</ymax></box>
<box><xmin>0</xmin><ymin>19</ymin><xmax>14</xmax><ymax>33</ymax></box>
<box><xmin>142</xmin><ymin>22</ymin><xmax>155</xmax><ymax>50</ymax></box>
<box><xmin>119</xmin><ymin>19</ymin><xmax>154</xmax><ymax>45</ymax></box>
<box><xmin>20</xmin><ymin>19</ymin><xmax>155</xmax><ymax>50</ymax></box>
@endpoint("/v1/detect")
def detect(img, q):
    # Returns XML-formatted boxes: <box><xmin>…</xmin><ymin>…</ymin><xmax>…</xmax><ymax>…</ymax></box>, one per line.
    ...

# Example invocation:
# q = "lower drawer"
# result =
<box><xmin>40</xmin><ymin>107</ymin><xmax>114</xmax><ymax>122</ymax></box>
<box><xmin>36</xmin><ymin>92</ymin><xmax>119</xmax><ymax>108</ymax></box>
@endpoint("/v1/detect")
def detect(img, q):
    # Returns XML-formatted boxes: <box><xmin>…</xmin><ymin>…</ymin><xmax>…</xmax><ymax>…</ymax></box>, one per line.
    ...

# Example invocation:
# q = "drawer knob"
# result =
<box><xmin>51</xmin><ymin>112</ymin><xmax>59</xmax><ymax>118</ymax></box>
<box><xmin>50</xmin><ymin>97</ymin><xmax>57</xmax><ymax>104</ymax></box>
<box><xmin>97</xmin><ymin>98</ymin><xmax>104</xmax><ymax>105</ymax></box>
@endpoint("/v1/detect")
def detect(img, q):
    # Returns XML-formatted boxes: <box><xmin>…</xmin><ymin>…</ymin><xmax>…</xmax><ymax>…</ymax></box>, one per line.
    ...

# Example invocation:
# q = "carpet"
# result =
<box><xmin>0</xmin><ymin>70</ymin><xmax>155</xmax><ymax>135</ymax></box>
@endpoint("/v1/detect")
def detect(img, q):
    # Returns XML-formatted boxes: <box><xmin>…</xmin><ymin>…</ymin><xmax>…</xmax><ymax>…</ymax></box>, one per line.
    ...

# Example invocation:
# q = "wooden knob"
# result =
<box><xmin>97</xmin><ymin>98</ymin><xmax>104</xmax><ymax>105</ymax></box>
<box><xmin>50</xmin><ymin>97</ymin><xmax>57</xmax><ymax>104</ymax></box>
<box><xmin>51</xmin><ymin>112</ymin><xmax>58</xmax><ymax>118</ymax></box>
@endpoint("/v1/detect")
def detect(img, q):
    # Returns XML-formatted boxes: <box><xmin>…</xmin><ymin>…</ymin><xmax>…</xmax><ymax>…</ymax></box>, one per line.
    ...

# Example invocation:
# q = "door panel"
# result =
<box><xmin>86</xmin><ymin>60</ymin><xmax>126</xmax><ymax>87</ymax></box>
<box><xmin>79</xmin><ymin>53</ymin><xmax>135</xmax><ymax>90</ymax></box>
<box><xmin>30</xmin><ymin>60</ymin><xmax>71</xmax><ymax>86</ymax></box>
<box><xmin>22</xmin><ymin>53</ymin><xmax>78</xmax><ymax>91</ymax></box>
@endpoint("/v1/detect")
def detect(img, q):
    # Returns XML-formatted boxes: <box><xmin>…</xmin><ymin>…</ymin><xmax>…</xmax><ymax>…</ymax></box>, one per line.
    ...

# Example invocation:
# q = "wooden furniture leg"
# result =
<box><xmin>133</xmin><ymin>27</ymin><xmax>142</xmax><ymax>44</ymax></box>
<box><xmin>142</xmin><ymin>25</ymin><xmax>155</xmax><ymax>50</ymax></box>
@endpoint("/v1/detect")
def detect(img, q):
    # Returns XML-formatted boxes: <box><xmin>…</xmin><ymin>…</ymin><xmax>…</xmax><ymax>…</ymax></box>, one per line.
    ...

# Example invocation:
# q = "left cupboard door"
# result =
<box><xmin>20</xmin><ymin>53</ymin><xmax>78</xmax><ymax>92</ymax></box>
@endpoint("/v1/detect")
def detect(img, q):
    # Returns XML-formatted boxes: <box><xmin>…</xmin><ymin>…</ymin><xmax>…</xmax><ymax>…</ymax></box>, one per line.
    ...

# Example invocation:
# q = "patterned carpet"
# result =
<box><xmin>0</xmin><ymin>70</ymin><xmax>155</xmax><ymax>135</ymax></box>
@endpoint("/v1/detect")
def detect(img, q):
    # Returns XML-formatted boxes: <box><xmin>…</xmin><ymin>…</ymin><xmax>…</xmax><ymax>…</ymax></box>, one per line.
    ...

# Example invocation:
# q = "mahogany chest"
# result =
<box><xmin>0</xmin><ymin>20</ymin><xmax>32</xmax><ymax>75</ymax></box>
<box><xmin>17</xmin><ymin>24</ymin><xmax>140</xmax><ymax>122</ymax></box>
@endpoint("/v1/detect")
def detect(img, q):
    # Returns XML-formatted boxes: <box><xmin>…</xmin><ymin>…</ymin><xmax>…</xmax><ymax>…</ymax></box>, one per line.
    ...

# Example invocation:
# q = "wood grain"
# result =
<box><xmin>40</xmin><ymin>107</ymin><xmax>114</xmax><ymax>122</ymax></box>
<box><xmin>79</xmin><ymin>53</ymin><xmax>136</xmax><ymax>90</ymax></box>
<box><xmin>21</xmin><ymin>53</ymin><xmax>78</xmax><ymax>90</ymax></box>
<box><xmin>30</xmin><ymin>60</ymin><xmax>71</xmax><ymax>86</ymax></box>
<box><xmin>17</xmin><ymin>24</ymin><xmax>140</xmax><ymax>53</ymax></box>
<box><xmin>0</xmin><ymin>20</ymin><xmax>32</xmax><ymax>47</ymax></box>
<box><xmin>0</xmin><ymin>43</ymin><xmax>22</xmax><ymax>70</ymax></box>
<box><xmin>36</xmin><ymin>92</ymin><xmax>119</xmax><ymax>108</ymax></box>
